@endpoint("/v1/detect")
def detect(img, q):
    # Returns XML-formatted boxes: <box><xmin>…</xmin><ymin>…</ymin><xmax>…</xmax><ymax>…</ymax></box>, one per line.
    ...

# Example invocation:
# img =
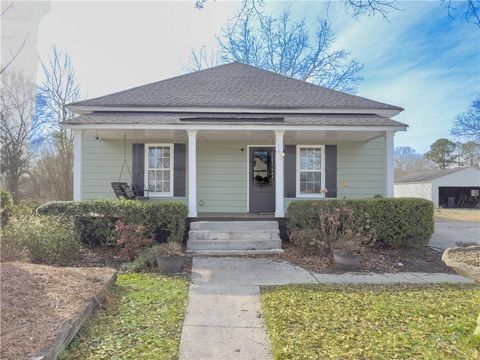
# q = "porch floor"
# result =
<box><xmin>196</xmin><ymin>212</ymin><xmax>275</xmax><ymax>219</ymax></box>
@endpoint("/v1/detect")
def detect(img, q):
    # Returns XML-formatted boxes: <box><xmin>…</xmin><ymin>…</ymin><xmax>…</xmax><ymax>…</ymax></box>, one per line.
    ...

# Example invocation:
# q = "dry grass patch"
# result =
<box><xmin>0</xmin><ymin>262</ymin><xmax>115</xmax><ymax>360</ymax></box>
<box><xmin>262</xmin><ymin>284</ymin><xmax>480</xmax><ymax>359</ymax></box>
<box><xmin>435</xmin><ymin>208</ymin><xmax>480</xmax><ymax>222</ymax></box>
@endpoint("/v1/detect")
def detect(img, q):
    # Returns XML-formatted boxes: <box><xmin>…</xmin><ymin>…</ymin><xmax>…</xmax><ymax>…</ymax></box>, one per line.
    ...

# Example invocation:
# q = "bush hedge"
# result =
<box><xmin>37</xmin><ymin>199</ymin><xmax>188</xmax><ymax>246</ymax></box>
<box><xmin>287</xmin><ymin>198</ymin><xmax>434</xmax><ymax>248</ymax></box>
<box><xmin>4</xmin><ymin>212</ymin><xmax>80</xmax><ymax>265</ymax></box>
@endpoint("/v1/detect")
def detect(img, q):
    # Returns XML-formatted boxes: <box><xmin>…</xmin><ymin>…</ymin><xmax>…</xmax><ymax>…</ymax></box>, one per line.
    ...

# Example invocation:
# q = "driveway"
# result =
<box><xmin>429</xmin><ymin>220</ymin><xmax>480</xmax><ymax>250</ymax></box>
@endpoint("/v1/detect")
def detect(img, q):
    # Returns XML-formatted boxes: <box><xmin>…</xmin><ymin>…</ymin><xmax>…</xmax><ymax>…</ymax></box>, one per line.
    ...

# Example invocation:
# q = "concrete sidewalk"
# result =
<box><xmin>178</xmin><ymin>257</ymin><xmax>474</xmax><ymax>360</ymax></box>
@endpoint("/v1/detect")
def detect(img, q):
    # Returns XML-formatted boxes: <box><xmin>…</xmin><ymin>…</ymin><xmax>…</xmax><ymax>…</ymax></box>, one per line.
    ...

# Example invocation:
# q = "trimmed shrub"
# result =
<box><xmin>36</xmin><ymin>199</ymin><xmax>188</xmax><ymax>246</ymax></box>
<box><xmin>115</xmin><ymin>220</ymin><xmax>151</xmax><ymax>260</ymax></box>
<box><xmin>287</xmin><ymin>198</ymin><xmax>434</xmax><ymax>248</ymax></box>
<box><xmin>4</xmin><ymin>212</ymin><xmax>80</xmax><ymax>265</ymax></box>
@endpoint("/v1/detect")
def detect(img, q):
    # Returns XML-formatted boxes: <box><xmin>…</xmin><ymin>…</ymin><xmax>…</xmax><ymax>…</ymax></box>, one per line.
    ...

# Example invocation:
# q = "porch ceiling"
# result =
<box><xmin>92</xmin><ymin>129</ymin><xmax>385</xmax><ymax>142</ymax></box>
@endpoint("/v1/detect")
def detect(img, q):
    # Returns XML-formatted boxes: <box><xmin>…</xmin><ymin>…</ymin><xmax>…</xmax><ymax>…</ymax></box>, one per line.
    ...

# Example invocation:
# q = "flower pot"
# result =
<box><xmin>156</xmin><ymin>255</ymin><xmax>185</xmax><ymax>273</ymax></box>
<box><xmin>333</xmin><ymin>251</ymin><xmax>360</xmax><ymax>270</ymax></box>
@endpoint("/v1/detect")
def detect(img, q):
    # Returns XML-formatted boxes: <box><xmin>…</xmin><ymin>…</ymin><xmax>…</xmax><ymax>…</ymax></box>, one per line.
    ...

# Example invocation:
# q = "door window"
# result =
<box><xmin>253</xmin><ymin>150</ymin><xmax>273</xmax><ymax>190</ymax></box>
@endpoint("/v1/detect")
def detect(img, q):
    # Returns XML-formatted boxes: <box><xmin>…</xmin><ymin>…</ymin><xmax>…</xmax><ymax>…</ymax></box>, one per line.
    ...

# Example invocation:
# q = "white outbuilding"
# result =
<box><xmin>394</xmin><ymin>167</ymin><xmax>480</xmax><ymax>208</ymax></box>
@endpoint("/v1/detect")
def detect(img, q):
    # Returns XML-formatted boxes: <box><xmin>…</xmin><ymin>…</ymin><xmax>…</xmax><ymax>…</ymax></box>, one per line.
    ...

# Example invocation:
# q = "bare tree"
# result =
<box><xmin>187</xmin><ymin>8</ymin><xmax>363</xmax><ymax>93</ymax></box>
<box><xmin>343</xmin><ymin>0</ymin><xmax>400</xmax><ymax>20</ymax></box>
<box><xmin>195</xmin><ymin>0</ymin><xmax>479</xmax><ymax>27</ymax></box>
<box><xmin>195</xmin><ymin>0</ymin><xmax>399</xmax><ymax>20</ymax></box>
<box><xmin>450</xmin><ymin>96</ymin><xmax>480</xmax><ymax>142</ymax></box>
<box><xmin>0</xmin><ymin>2</ymin><xmax>29</xmax><ymax>75</ymax></box>
<box><xmin>461</xmin><ymin>141</ymin><xmax>480</xmax><ymax>167</ymax></box>
<box><xmin>394</xmin><ymin>146</ymin><xmax>433</xmax><ymax>178</ymax></box>
<box><xmin>441</xmin><ymin>0</ymin><xmax>480</xmax><ymax>27</ymax></box>
<box><xmin>188</xmin><ymin>46</ymin><xmax>222</xmax><ymax>71</ymax></box>
<box><xmin>35</xmin><ymin>46</ymin><xmax>81</xmax><ymax>200</ymax></box>
<box><xmin>0</xmin><ymin>71</ymin><xmax>43</xmax><ymax>202</ymax></box>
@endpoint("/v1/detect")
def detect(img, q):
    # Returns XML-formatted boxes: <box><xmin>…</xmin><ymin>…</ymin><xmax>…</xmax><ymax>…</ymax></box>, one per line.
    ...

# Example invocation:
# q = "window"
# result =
<box><xmin>145</xmin><ymin>144</ymin><xmax>173</xmax><ymax>196</ymax></box>
<box><xmin>296</xmin><ymin>145</ymin><xmax>325</xmax><ymax>197</ymax></box>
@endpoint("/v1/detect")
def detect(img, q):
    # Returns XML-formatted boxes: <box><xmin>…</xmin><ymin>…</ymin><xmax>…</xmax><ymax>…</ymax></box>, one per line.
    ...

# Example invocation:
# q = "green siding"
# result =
<box><xmin>284</xmin><ymin>136</ymin><xmax>386</xmax><ymax>209</ymax></box>
<box><xmin>197</xmin><ymin>141</ymin><xmax>257</xmax><ymax>212</ymax></box>
<box><xmin>81</xmin><ymin>131</ymin><xmax>188</xmax><ymax>201</ymax></box>
<box><xmin>82</xmin><ymin>131</ymin><xmax>386</xmax><ymax>213</ymax></box>
<box><xmin>337</xmin><ymin>136</ymin><xmax>386</xmax><ymax>198</ymax></box>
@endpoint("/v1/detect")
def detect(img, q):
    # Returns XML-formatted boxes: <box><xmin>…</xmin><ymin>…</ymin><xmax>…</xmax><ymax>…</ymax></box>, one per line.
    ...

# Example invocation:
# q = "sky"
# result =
<box><xmin>2</xmin><ymin>0</ymin><xmax>479</xmax><ymax>153</ymax></box>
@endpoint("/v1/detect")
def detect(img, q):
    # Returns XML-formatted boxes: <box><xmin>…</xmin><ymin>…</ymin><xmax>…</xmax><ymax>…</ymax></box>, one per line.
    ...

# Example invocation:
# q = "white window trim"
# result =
<box><xmin>296</xmin><ymin>145</ymin><xmax>326</xmax><ymax>198</ymax></box>
<box><xmin>144</xmin><ymin>143</ymin><xmax>174</xmax><ymax>197</ymax></box>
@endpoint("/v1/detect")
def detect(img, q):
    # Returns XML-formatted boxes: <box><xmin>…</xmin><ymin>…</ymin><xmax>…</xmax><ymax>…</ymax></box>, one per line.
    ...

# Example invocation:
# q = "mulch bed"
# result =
<box><xmin>0</xmin><ymin>262</ymin><xmax>116</xmax><ymax>360</ymax></box>
<box><xmin>68</xmin><ymin>246</ymin><xmax>126</xmax><ymax>269</ymax></box>
<box><xmin>263</xmin><ymin>243</ymin><xmax>454</xmax><ymax>274</ymax></box>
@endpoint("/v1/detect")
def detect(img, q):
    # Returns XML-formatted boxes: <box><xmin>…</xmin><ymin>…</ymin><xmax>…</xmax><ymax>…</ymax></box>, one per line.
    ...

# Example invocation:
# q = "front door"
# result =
<box><xmin>249</xmin><ymin>147</ymin><xmax>275</xmax><ymax>213</ymax></box>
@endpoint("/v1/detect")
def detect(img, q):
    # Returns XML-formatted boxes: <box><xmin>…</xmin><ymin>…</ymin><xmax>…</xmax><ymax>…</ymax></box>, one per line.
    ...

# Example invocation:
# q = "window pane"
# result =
<box><xmin>148</xmin><ymin>170</ymin><xmax>155</xmax><ymax>191</ymax></box>
<box><xmin>163</xmin><ymin>170</ymin><xmax>170</xmax><ymax>181</ymax></box>
<box><xmin>154</xmin><ymin>158</ymin><xmax>163</xmax><ymax>169</ymax></box>
<box><xmin>299</xmin><ymin>170</ymin><xmax>322</xmax><ymax>195</ymax></box>
<box><xmin>300</xmin><ymin>182</ymin><xmax>307</xmax><ymax>193</ymax></box>
<box><xmin>148</xmin><ymin>157</ymin><xmax>156</xmax><ymax>168</ymax></box>
<box><xmin>147</xmin><ymin>146</ymin><xmax>172</xmax><ymax>193</ymax></box>
<box><xmin>163</xmin><ymin>158</ymin><xmax>170</xmax><ymax>168</ymax></box>
<box><xmin>306</xmin><ymin>183</ymin><xmax>313</xmax><ymax>193</ymax></box>
<box><xmin>163</xmin><ymin>181</ymin><xmax>170</xmax><ymax>193</ymax></box>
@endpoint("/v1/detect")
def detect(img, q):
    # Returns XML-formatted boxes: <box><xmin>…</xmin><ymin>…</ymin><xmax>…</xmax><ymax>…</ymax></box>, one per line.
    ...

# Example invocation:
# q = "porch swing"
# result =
<box><xmin>111</xmin><ymin>133</ymin><xmax>139</xmax><ymax>199</ymax></box>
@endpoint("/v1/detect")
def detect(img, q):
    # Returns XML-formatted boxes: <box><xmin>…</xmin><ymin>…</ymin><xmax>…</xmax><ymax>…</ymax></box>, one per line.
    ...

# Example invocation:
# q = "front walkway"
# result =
<box><xmin>178</xmin><ymin>257</ymin><xmax>473</xmax><ymax>360</ymax></box>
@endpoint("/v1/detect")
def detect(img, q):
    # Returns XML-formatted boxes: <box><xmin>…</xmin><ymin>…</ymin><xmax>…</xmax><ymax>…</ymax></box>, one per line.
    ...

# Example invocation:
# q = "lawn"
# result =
<box><xmin>262</xmin><ymin>284</ymin><xmax>480</xmax><ymax>359</ymax></box>
<box><xmin>435</xmin><ymin>208</ymin><xmax>480</xmax><ymax>222</ymax></box>
<box><xmin>62</xmin><ymin>273</ymin><xmax>189</xmax><ymax>360</ymax></box>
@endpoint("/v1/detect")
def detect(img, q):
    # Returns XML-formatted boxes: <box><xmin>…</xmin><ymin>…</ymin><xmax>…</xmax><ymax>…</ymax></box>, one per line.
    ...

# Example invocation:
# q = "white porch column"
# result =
<box><xmin>275</xmin><ymin>130</ymin><xmax>285</xmax><ymax>217</ymax></box>
<box><xmin>385</xmin><ymin>130</ymin><xmax>395</xmax><ymax>197</ymax></box>
<box><xmin>73</xmin><ymin>129</ymin><xmax>83</xmax><ymax>201</ymax></box>
<box><xmin>187</xmin><ymin>130</ymin><xmax>198</xmax><ymax>217</ymax></box>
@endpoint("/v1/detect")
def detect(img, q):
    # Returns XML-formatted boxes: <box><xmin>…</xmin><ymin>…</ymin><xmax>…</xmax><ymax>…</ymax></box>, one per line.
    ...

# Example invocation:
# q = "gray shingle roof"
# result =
<box><xmin>395</xmin><ymin>168</ymin><xmax>471</xmax><ymax>183</ymax></box>
<box><xmin>65</xmin><ymin>112</ymin><xmax>407</xmax><ymax>127</ymax></box>
<box><xmin>70</xmin><ymin>62</ymin><xmax>403</xmax><ymax>111</ymax></box>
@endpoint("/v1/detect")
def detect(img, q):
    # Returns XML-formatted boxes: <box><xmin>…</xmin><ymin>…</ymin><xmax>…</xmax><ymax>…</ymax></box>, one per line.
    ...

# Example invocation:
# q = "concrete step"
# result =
<box><xmin>187</xmin><ymin>249</ymin><xmax>284</xmax><ymax>256</ymax></box>
<box><xmin>188</xmin><ymin>230</ymin><xmax>280</xmax><ymax>241</ymax></box>
<box><xmin>187</xmin><ymin>239</ymin><xmax>282</xmax><ymax>251</ymax></box>
<box><xmin>187</xmin><ymin>221</ymin><xmax>282</xmax><ymax>253</ymax></box>
<box><xmin>190</xmin><ymin>221</ymin><xmax>279</xmax><ymax>231</ymax></box>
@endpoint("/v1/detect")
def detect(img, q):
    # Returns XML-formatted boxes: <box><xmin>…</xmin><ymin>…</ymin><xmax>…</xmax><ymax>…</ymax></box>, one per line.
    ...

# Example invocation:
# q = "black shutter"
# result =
<box><xmin>174</xmin><ymin>143</ymin><xmax>186</xmax><ymax>197</ymax></box>
<box><xmin>325</xmin><ymin>145</ymin><xmax>337</xmax><ymax>198</ymax></box>
<box><xmin>132</xmin><ymin>143</ymin><xmax>145</xmax><ymax>196</ymax></box>
<box><xmin>284</xmin><ymin>145</ymin><xmax>296</xmax><ymax>197</ymax></box>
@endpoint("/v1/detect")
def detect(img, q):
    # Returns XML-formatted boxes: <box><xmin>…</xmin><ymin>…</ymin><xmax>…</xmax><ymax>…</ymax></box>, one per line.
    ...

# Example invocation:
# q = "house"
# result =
<box><xmin>64</xmin><ymin>62</ymin><xmax>407</xmax><ymax>220</ymax></box>
<box><xmin>395</xmin><ymin>167</ymin><xmax>480</xmax><ymax>208</ymax></box>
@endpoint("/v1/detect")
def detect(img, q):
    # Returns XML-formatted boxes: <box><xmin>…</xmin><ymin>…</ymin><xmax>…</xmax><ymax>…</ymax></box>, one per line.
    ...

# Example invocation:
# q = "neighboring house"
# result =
<box><xmin>64</xmin><ymin>62</ymin><xmax>407</xmax><ymax>218</ymax></box>
<box><xmin>395</xmin><ymin>167</ymin><xmax>480</xmax><ymax>208</ymax></box>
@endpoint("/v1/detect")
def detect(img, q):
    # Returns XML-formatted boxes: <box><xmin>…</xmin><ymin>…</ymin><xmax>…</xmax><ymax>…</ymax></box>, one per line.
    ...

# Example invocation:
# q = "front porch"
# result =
<box><xmin>73</xmin><ymin>126</ymin><xmax>396</xmax><ymax>218</ymax></box>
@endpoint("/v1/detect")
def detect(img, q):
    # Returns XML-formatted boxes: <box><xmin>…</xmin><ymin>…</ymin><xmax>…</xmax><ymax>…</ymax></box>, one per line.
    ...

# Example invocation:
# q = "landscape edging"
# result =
<box><xmin>31</xmin><ymin>271</ymin><xmax>118</xmax><ymax>360</ymax></box>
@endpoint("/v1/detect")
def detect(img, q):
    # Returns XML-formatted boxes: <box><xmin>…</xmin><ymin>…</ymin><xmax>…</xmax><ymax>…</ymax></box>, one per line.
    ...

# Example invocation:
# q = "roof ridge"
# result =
<box><xmin>395</xmin><ymin>167</ymin><xmax>473</xmax><ymax>183</ymax></box>
<box><xmin>69</xmin><ymin>62</ymin><xmax>404</xmax><ymax>112</ymax></box>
